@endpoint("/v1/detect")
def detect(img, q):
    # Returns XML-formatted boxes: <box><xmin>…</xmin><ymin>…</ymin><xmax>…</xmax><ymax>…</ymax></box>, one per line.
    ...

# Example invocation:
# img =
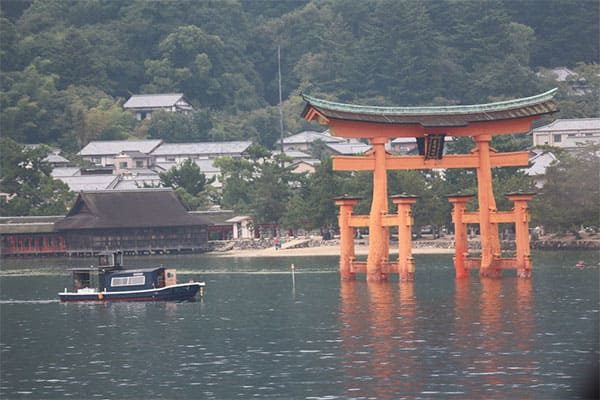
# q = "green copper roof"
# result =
<box><xmin>302</xmin><ymin>89</ymin><xmax>558</xmax><ymax>127</ymax></box>
<box><xmin>302</xmin><ymin>88</ymin><xmax>557</xmax><ymax>116</ymax></box>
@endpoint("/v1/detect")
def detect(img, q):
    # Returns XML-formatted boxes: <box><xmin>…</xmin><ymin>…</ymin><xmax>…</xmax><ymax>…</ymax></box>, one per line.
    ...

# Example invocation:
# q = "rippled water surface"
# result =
<box><xmin>1</xmin><ymin>251</ymin><xmax>598</xmax><ymax>399</ymax></box>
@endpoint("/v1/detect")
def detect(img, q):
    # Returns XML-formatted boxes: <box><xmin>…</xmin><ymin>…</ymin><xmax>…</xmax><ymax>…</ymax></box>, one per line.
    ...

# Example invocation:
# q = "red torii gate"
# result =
<box><xmin>302</xmin><ymin>89</ymin><xmax>558</xmax><ymax>281</ymax></box>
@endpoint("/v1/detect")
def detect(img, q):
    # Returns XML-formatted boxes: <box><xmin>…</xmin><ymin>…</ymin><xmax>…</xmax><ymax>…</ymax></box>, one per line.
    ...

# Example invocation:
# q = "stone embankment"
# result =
<box><xmin>531</xmin><ymin>239</ymin><xmax>600</xmax><ymax>250</ymax></box>
<box><xmin>208</xmin><ymin>236</ymin><xmax>600</xmax><ymax>252</ymax></box>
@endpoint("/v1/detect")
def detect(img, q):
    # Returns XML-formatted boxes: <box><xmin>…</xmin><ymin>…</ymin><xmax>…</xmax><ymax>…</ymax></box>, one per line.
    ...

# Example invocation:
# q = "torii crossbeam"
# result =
<box><xmin>302</xmin><ymin>89</ymin><xmax>558</xmax><ymax>281</ymax></box>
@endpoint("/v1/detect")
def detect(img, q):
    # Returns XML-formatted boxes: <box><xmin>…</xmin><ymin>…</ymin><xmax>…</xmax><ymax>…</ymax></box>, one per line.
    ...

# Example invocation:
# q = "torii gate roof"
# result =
<box><xmin>302</xmin><ymin>89</ymin><xmax>558</xmax><ymax>136</ymax></box>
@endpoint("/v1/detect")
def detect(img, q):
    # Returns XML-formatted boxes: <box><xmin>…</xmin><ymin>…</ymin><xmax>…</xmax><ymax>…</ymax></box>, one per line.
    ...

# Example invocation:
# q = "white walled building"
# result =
<box><xmin>532</xmin><ymin>118</ymin><xmax>600</xmax><ymax>149</ymax></box>
<box><xmin>78</xmin><ymin>140</ymin><xmax>162</xmax><ymax>167</ymax></box>
<box><xmin>151</xmin><ymin>141</ymin><xmax>252</xmax><ymax>164</ymax></box>
<box><xmin>279</xmin><ymin>130</ymin><xmax>346</xmax><ymax>152</ymax></box>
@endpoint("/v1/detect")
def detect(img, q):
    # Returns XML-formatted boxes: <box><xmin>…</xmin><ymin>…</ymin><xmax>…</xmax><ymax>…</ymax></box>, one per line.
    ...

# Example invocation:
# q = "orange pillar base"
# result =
<box><xmin>508</xmin><ymin>192</ymin><xmax>535</xmax><ymax>279</ymax></box>
<box><xmin>480</xmin><ymin>265</ymin><xmax>502</xmax><ymax>279</ymax></box>
<box><xmin>392</xmin><ymin>194</ymin><xmax>418</xmax><ymax>282</ymax></box>
<box><xmin>399</xmin><ymin>262</ymin><xmax>415</xmax><ymax>281</ymax></box>
<box><xmin>448</xmin><ymin>194</ymin><xmax>473</xmax><ymax>279</ymax></box>
<box><xmin>367</xmin><ymin>270</ymin><xmax>388</xmax><ymax>282</ymax></box>
<box><xmin>335</xmin><ymin>196</ymin><xmax>361</xmax><ymax>281</ymax></box>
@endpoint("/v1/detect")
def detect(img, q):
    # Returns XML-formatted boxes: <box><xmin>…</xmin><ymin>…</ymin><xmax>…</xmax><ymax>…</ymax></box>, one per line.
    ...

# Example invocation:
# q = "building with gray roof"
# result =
<box><xmin>123</xmin><ymin>93</ymin><xmax>193</xmax><ymax>120</ymax></box>
<box><xmin>151</xmin><ymin>141</ymin><xmax>252</xmax><ymax>164</ymax></box>
<box><xmin>279</xmin><ymin>130</ymin><xmax>345</xmax><ymax>152</ymax></box>
<box><xmin>325</xmin><ymin>142</ymin><xmax>371</xmax><ymax>155</ymax></box>
<box><xmin>521</xmin><ymin>151</ymin><xmax>558</xmax><ymax>188</ymax></box>
<box><xmin>51</xmin><ymin>167</ymin><xmax>81</xmax><ymax>178</ymax></box>
<box><xmin>43</xmin><ymin>153</ymin><xmax>70</xmax><ymax>167</ymax></box>
<box><xmin>79</xmin><ymin>139</ymin><xmax>163</xmax><ymax>157</ymax></box>
<box><xmin>78</xmin><ymin>140</ymin><xmax>163</xmax><ymax>166</ymax></box>
<box><xmin>57</xmin><ymin>175</ymin><xmax>120</xmax><ymax>192</ymax></box>
<box><xmin>532</xmin><ymin>118</ymin><xmax>600</xmax><ymax>149</ymax></box>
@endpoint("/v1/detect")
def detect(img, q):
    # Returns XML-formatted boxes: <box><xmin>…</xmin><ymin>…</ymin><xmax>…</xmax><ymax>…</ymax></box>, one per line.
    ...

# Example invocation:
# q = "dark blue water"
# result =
<box><xmin>1</xmin><ymin>251</ymin><xmax>598</xmax><ymax>399</ymax></box>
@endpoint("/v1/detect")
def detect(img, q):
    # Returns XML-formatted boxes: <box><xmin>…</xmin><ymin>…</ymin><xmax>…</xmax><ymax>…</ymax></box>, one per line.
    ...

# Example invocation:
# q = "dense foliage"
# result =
<box><xmin>1</xmin><ymin>1</ymin><xmax>598</xmax><ymax>232</ymax></box>
<box><xmin>530</xmin><ymin>145</ymin><xmax>600</xmax><ymax>235</ymax></box>
<box><xmin>0</xmin><ymin>139</ymin><xmax>74</xmax><ymax>216</ymax></box>
<box><xmin>1</xmin><ymin>0</ymin><xmax>598</xmax><ymax>150</ymax></box>
<box><xmin>158</xmin><ymin>158</ymin><xmax>216</xmax><ymax>209</ymax></box>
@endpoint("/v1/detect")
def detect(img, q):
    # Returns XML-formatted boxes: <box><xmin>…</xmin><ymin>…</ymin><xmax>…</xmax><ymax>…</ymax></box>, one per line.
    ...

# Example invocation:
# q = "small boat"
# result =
<box><xmin>59</xmin><ymin>251</ymin><xmax>205</xmax><ymax>302</ymax></box>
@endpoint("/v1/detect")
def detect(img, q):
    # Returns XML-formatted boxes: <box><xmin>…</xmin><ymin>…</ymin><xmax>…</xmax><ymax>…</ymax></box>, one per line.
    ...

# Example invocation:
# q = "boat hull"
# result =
<box><xmin>59</xmin><ymin>282</ymin><xmax>205</xmax><ymax>302</ymax></box>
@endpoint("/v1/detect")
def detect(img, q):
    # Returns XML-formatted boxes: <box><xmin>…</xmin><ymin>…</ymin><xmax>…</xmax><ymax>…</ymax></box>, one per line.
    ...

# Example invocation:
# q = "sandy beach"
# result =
<box><xmin>207</xmin><ymin>244</ymin><xmax>454</xmax><ymax>258</ymax></box>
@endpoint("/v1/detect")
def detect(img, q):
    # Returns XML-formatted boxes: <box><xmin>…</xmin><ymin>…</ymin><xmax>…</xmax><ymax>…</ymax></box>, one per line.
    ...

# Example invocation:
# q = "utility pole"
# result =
<box><xmin>278</xmin><ymin>45</ymin><xmax>285</xmax><ymax>158</ymax></box>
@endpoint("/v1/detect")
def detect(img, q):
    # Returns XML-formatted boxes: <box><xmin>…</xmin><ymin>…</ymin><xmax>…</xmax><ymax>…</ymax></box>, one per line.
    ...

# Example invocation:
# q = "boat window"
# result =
<box><xmin>111</xmin><ymin>275</ymin><xmax>146</xmax><ymax>287</ymax></box>
<box><xmin>73</xmin><ymin>271</ymin><xmax>90</xmax><ymax>290</ymax></box>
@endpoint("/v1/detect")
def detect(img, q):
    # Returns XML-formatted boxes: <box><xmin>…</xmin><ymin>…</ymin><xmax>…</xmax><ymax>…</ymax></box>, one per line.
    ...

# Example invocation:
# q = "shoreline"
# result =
<box><xmin>206</xmin><ymin>244</ymin><xmax>454</xmax><ymax>258</ymax></box>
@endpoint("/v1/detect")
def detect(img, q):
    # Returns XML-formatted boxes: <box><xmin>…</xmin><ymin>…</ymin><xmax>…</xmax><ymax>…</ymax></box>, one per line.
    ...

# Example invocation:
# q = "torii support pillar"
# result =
<box><xmin>391</xmin><ymin>194</ymin><xmax>418</xmax><ymax>281</ymax></box>
<box><xmin>335</xmin><ymin>196</ymin><xmax>361</xmax><ymax>280</ymax></box>
<box><xmin>448</xmin><ymin>194</ymin><xmax>474</xmax><ymax>279</ymax></box>
<box><xmin>507</xmin><ymin>192</ymin><xmax>535</xmax><ymax>278</ymax></box>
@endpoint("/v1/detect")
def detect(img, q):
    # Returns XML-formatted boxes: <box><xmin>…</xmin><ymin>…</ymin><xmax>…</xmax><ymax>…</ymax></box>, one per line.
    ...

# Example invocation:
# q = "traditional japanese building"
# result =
<box><xmin>123</xmin><ymin>93</ymin><xmax>193</xmax><ymax>120</ymax></box>
<box><xmin>0</xmin><ymin>216</ymin><xmax>66</xmax><ymax>256</ymax></box>
<box><xmin>54</xmin><ymin>189</ymin><xmax>211</xmax><ymax>255</ymax></box>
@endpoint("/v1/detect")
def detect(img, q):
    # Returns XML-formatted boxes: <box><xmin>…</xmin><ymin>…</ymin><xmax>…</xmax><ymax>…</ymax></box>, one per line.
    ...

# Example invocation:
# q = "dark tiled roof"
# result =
<box><xmin>190</xmin><ymin>210</ymin><xmax>235</xmax><ymax>225</ymax></box>
<box><xmin>302</xmin><ymin>89</ymin><xmax>558</xmax><ymax>128</ymax></box>
<box><xmin>55</xmin><ymin>189</ymin><xmax>211</xmax><ymax>230</ymax></box>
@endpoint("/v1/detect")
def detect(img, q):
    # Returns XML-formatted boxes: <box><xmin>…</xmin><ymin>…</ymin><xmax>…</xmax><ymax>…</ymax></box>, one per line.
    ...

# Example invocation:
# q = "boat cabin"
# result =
<box><xmin>98</xmin><ymin>251</ymin><xmax>123</xmax><ymax>268</ymax></box>
<box><xmin>105</xmin><ymin>268</ymin><xmax>177</xmax><ymax>291</ymax></box>
<box><xmin>68</xmin><ymin>251</ymin><xmax>176</xmax><ymax>293</ymax></box>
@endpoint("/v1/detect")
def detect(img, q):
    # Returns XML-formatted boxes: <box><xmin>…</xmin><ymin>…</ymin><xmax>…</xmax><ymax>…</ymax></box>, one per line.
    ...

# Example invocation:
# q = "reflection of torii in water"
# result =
<box><xmin>302</xmin><ymin>89</ymin><xmax>559</xmax><ymax>281</ymax></box>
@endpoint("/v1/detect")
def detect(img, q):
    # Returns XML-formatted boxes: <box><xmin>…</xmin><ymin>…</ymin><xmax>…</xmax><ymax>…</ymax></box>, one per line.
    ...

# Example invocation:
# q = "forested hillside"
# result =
<box><xmin>1</xmin><ymin>0</ymin><xmax>598</xmax><ymax>152</ymax></box>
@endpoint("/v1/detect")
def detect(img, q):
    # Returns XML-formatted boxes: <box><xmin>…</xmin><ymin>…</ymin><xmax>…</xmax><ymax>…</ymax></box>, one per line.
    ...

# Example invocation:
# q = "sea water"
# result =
<box><xmin>1</xmin><ymin>251</ymin><xmax>598</xmax><ymax>399</ymax></box>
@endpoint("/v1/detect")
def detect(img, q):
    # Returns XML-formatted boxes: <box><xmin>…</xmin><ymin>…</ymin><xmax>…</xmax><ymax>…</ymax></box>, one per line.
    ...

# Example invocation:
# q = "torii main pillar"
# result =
<box><xmin>474</xmin><ymin>135</ymin><xmax>502</xmax><ymax>277</ymax></box>
<box><xmin>367</xmin><ymin>137</ymin><xmax>389</xmax><ymax>281</ymax></box>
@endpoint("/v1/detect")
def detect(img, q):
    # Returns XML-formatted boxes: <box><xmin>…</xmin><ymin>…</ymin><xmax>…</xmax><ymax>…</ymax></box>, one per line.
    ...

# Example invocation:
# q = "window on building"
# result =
<box><xmin>119</xmin><ymin>162</ymin><xmax>128</xmax><ymax>168</ymax></box>
<box><xmin>553</xmin><ymin>134</ymin><xmax>562</xmax><ymax>143</ymax></box>
<box><xmin>136</xmin><ymin>160</ymin><xmax>144</xmax><ymax>168</ymax></box>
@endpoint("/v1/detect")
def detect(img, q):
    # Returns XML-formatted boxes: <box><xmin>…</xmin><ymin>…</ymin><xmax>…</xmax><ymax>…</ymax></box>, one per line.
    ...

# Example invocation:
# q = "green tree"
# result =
<box><xmin>552</xmin><ymin>63</ymin><xmax>600</xmax><ymax>118</ymax></box>
<box><xmin>216</xmin><ymin>146</ymin><xmax>301</xmax><ymax>225</ymax></box>
<box><xmin>0</xmin><ymin>138</ymin><xmax>74</xmax><ymax>216</ymax></box>
<box><xmin>159</xmin><ymin>159</ymin><xmax>215</xmax><ymax>210</ymax></box>
<box><xmin>146</xmin><ymin>110</ymin><xmax>213</xmax><ymax>143</ymax></box>
<box><xmin>295</xmin><ymin>157</ymin><xmax>338</xmax><ymax>232</ymax></box>
<box><xmin>530</xmin><ymin>145</ymin><xmax>600</xmax><ymax>236</ymax></box>
<box><xmin>159</xmin><ymin>159</ymin><xmax>214</xmax><ymax>195</ymax></box>
<box><xmin>250</xmin><ymin>159</ymin><xmax>295</xmax><ymax>225</ymax></box>
<box><xmin>214</xmin><ymin>155</ymin><xmax>255</xmax><ymax>213</ymax></box>
<box><xmin>0</xmin><ymin>61</ymin><xmax>64</xmax><ymax>143</ymax></box>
